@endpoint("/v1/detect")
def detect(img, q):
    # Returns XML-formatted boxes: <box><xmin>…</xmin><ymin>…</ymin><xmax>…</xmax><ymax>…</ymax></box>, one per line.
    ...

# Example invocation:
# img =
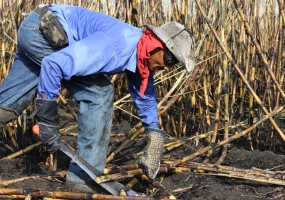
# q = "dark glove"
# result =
<box><xmin>138</xmin><ymin>128</ymin><xmax>166</xmax><ymax>179</ymax></box>
<box><xmin>35</xmin><ymin>98</ymin><xmax>61</xmax><ymax>153</ymax></box>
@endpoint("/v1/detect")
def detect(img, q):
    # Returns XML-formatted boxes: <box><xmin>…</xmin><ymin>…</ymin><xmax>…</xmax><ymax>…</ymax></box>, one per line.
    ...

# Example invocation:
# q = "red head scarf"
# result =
<box><xmin>137</xmin><ymin>28</ymin><xmax>165</xmax><ymax>97</ymax></box>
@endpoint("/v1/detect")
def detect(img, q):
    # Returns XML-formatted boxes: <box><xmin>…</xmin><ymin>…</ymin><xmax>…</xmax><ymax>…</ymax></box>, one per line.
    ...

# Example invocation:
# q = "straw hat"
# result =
<box><xmin>145</xmin><ymin>22</ymin><xmax>196</xmax><ymax>73</ymax></box>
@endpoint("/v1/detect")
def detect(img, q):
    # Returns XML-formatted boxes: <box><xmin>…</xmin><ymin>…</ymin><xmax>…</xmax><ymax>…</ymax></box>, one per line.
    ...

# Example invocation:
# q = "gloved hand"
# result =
<box><xmin>138</xmin><ymin>128</ymin><xmax>166</xmax><ymax>179</ymax></box>
<box><xmin>34</xmin><ymin>98</ymin><xmax>61</xmax><ymax>153</ymax></box>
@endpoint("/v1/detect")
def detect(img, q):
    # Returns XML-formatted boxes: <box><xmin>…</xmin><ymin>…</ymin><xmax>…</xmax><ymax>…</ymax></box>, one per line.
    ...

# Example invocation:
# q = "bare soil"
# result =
<box><xmin>0</xmin><ymin>103</ymin><xmax>285</xmax><ymax>200</ymax></box>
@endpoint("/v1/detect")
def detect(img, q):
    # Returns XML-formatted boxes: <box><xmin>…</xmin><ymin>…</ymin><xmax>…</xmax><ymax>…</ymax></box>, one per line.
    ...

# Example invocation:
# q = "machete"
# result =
<box><xmin>60</xmin><ymin>141</ymin><xmax>144</xmax><ymax>196</ymax></box>
<box><xmin>32</xmin><ymin>125</ymin><xmax>144</xmax><ymax>196</ymax></box>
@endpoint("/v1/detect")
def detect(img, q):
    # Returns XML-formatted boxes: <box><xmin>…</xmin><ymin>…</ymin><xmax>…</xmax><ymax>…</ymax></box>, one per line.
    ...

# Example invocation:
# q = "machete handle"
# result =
<box><xmin>32</xmin><ymin>124</ymin><xmax>40</xmax><ymax>135</ymax></box>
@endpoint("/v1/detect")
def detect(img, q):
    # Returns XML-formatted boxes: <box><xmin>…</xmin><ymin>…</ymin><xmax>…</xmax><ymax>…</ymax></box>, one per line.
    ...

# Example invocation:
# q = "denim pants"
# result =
<box><xmin>0</xmin><ymin>11</ymin><xmax>114</xmax><ymax>184</ymax></box>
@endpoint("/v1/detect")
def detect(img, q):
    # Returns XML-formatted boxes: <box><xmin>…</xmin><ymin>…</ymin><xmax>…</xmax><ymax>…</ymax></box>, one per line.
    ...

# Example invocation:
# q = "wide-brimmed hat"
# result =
<box><xmin>144</xmin><ymin>22</ymin><xmax>196</xmax><ymax>73</ymax></box>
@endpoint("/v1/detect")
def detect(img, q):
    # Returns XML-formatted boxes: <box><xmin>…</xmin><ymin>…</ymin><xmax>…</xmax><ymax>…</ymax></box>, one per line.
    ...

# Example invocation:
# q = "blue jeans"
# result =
<box><xmin>0</xmin><ymin>11</ymin><xmax>114</xmax><ymax>184</ymax></box>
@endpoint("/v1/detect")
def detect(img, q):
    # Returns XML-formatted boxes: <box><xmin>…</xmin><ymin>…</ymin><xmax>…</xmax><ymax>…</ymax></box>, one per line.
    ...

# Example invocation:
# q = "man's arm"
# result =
<box><xmin>38</xmin><ymin>32</ymin><xmax>116</xmax><ymax>99</ymax></box>
<box><xmin>126</xmin><ymin>70</ymin><xmax>166</xmax><ymax>179</ymax></box>
<box><xmin>126</xmin><ymin>70</ymin><xmax>159</xmax><ymax>128</ymax></box>
<box><xmin>35</xmin><ymin>32</ymin><xmax>115</xmax><ymax>152</ymax></box>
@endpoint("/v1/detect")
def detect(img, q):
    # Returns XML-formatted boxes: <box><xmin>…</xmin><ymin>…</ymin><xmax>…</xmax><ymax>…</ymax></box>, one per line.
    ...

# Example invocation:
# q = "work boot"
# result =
<box><xmin>65</xmin><ymin>167</ymin><xmax>105</xmax><ymax>194</ymax></box>
<box><xmin>0</xmin><ymin>108</ymin><xmax>18</xmax><ymax>127</ymax></box>
<box><xmin>139</xmin><ymin>128</ymin><xmax>166</xmax><ymax>179</ymax></box>
<box><xmin>65</xmin><ymin>180</ymin><xmax>102</xmax><ymax>193</ymax></box>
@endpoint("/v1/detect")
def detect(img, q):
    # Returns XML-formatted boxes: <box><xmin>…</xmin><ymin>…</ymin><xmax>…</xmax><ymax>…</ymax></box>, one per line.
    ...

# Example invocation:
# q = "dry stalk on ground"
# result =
<box><xmin>0</xmin><ymin>188</ymin><xmax>169</xmax><ymax>200</ymax></box>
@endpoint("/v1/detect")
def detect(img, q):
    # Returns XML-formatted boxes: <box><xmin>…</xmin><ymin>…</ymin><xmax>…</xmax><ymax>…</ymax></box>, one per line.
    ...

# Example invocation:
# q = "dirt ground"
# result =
<box><xmin>0</xmin><ymin>104</ymin><xmax>285</xmax><ymax>200</ymax></box>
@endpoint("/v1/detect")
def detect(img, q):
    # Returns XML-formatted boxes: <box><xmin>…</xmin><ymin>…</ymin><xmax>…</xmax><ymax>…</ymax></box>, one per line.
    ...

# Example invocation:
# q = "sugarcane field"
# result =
<box><xmin>1</xmin><ymin>0</ymin><xmax>285</xmax><ymax>199</ymax></box>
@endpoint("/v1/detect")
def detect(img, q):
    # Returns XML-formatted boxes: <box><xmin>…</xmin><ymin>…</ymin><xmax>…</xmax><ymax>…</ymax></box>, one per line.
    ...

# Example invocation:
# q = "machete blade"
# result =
<box><xmin>60</xmin><ymin>141</ymin><xmax>144</xmax><ymax>196</ymax></box>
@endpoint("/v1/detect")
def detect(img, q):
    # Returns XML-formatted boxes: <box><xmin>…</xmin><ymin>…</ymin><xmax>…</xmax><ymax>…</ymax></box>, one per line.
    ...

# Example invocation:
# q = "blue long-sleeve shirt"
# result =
<box><xmin>37</xmin><ymin>5</ymin><xmax>159</xmax><ymax>128</ymax></box>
